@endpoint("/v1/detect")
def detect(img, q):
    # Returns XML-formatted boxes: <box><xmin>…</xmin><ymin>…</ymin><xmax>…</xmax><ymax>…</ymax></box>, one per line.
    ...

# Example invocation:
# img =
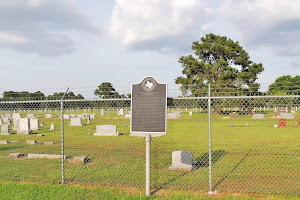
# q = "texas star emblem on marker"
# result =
<box><xmin>145</xmin><ymin>81</ymin><xmax>153</xmax><ymax>89</ymax></box>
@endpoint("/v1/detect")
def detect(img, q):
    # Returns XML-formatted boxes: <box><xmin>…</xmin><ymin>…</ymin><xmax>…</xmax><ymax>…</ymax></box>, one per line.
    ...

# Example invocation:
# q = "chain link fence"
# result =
<box><xmin>0</xmin><ymin>84</ymin><xmax>299</xmax><ymax>194</ymax></box>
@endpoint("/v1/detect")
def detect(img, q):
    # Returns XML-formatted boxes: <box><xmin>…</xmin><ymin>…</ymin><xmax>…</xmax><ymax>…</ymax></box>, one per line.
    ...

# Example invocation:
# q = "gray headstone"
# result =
<box><xmin>93</xmin><ymin>125</ymin><xmax>119</xmax><ymax>136</ymax></box>
<box><xmin>17</xmin><ymin>118</ymin><xmax>32</xmax><ymax>135</ymax></box>
<box><xmin>69</xmin><ymin>118</ymin><xmax>82</xmax><ymax>126</ymax></box>
<box><xmin>252</xmin><ymin>114</ymin><xmax>266</xmax><ymax>119</ymax></box>
<box><xmin>169</xmin><ymin>151</ymin><xmax>194</xmax><ymax>171</ymax></box>
<box><xmin>30</xmin><ymin>118</ymin><xmax>39</xmax><ymax>130</ymax></box>
<box><xmin>1</xmin><ymin>124</ymin><xmax>11</xmax><ymax>135</ymax></box>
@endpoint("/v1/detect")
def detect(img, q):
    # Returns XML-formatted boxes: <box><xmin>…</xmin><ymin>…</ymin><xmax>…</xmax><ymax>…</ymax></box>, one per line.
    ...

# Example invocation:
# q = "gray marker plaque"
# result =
<box><xmin>130</xmin><ymin>77</ymin><xmax>167</xmax><ymax>137</ymax></box>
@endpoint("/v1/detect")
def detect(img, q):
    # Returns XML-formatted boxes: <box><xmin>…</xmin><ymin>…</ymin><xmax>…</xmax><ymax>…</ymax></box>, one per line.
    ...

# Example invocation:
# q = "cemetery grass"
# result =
<box><xmin>0</xmin><ymin>110</ymin><xmax>299</xmax><ymax>193</ymax></box>
<box><xmin>0</xmin><ymin>181</ymin><xmax>298</xmax><ymax>200</ymax></box>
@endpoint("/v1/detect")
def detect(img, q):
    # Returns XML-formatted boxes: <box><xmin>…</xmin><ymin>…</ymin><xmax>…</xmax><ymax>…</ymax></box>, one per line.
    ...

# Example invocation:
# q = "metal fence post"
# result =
<box><xmin>145</xmin><ymin>134</ymin><xmax>151</xmax><ymax>196</ymax></box>
<box><xmin>208</xmin><ymin>83</ymin><xmax>213</xmax><ymax>193</ymax></box>
<box><xmin>61</xmin><ymin>88</ymin><xmax>69</xmax><ymax>184</ymax></box>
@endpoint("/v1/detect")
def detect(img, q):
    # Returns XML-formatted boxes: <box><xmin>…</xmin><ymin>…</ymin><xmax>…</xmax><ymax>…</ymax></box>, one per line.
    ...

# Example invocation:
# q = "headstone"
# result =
<box><xmin>189</xmin><ymin>111</ymin><xmax>192</xmax><ymax>116</ymax></box>
<box><xmin>44</xmin><ymin>141</ymin><xmax>54</xmax><ymax>145</ymax></box>
<box><xmin>229</xmin><ymin>112</ymin><xmax>239</xmax><ymax>119</ymax></box>
<box><xmin>4</xmin><ymin>114</ymin><xmax>12</xmax><ymax>119</ymax></box>
<box><xmin>70</xmin><ymin>114</ymin><xmax>76</xmax><ymax>118</ymax></box>
<box><xmin>1</xmin><ymin>124</ymin><xmax>11</xmax><ymax>135</ymax></box>
<box><xmin>30</xmin><ymin>118</ymin><xmax>39</xmax><ymax>130</ymax></box>
<box><xmin>17</xmin><ymin>118</ymin><xmax>32</xmax><ymax>135</ymax></box>
<box><xmin>12</xmin><ymin>113</ymin><xmax>21</xmax><ymax>119</ymax></box>
<box><xmin>73</xmin><ymin>156</ymin><xmax>88</xmax><ymax>164</ymax></box>
<box><xmin>167</xmin><ymin>113</ymin><xmax>178</xmax><ymax>119</ymax></box>
<box><xmin>40</xmin><ymin>121</ymin><xmax>44</xmax><ymax>126</ymax></box>
<box><xmin>26</xmin><ymin>140</ymin><xmax>37</xmax><ymax>145</ymax></box>
<box><xmin>13</xmin><ymin>118</ymin><xmax>20</xmax><ymax>130</ymax></box>
<box><xmin>278</xmin><ymin>107</ymin><xmax>286</xmax><ymax>115</ymax></box>
<box><xmin>0</xmin><ymin>119</ymin><xmax>2</xmax><ymax>125</ymax></box>
<box><xmin>8</xmin><ymin>153</ymin><xmax>24</xmax><ymax>159</ymax></box>
<box><xmin>280</xmin><ymin>113</ymin><xmax>295</xmax><ymax>119</ymax></box>
<box><xmin>63</xmin><ymin>114</ymin><xmax>70</xmax><ymax>119</ymax></box>
<box><xmin>50</xmin><ymin>124</ymin><xmax>55</xmax><ymax>130</ymax></box>
<box><xmin>93</xmin><ymin>125</ymin><xmax>119</xmax><ymax>136</ymax></box>
<box><xmin>36</xmin><ymin>134</ymin><xmax>44</xmax><ymax>137</ymax></box>
<box><xmin>0</xmin><ymin>140</ymin><xmax>10</xmax><ymax>144</ymax></box>
<box><xmin>124</xmin><ymin>114</ymin><xmax>131</xmax><ymax>119</ymax></box>
<box><xmin>252</xmin><ymin>114</ymin><xmax>266</xmax><ymax>119</ymax></box>
<box><xmin>69</xmin><ymin>118</ymin><xmax>82</xmax><ymax>126</ymax></box>
<box><xmin>2</xmin><ymin>117</ymin><xmax>9</xmax><ymax>123</ymax></box>
<box><xmin>45</xmin><ymin>114</ymin><xmax>52</xmax><ymax>118</ymax></box>
<box><xmin>100</xmin><ymin>110</ymin><xmax>104</xmax><ymax>116</ymax></box>
<box><xmin>87</xmin><ymin>115</ymin><xmax>91</xmax><ymax>125</ymax></box>
<box><xmin>278</xmin><ymin>119</ymin><xmax>287</xmax><ymax>128</ymax></box>
<box><xmin>76</xmin><ymin>114</ymin><xmax>84</xmax><ymax>119</ymax></box>
<box><xmin>27</xmin><ymin>114</ymin><xmax>35</xmax><ymax>118</ymax></box>
<box><xmin>27</xmin><ymin>154</ymin><xmax>70</xmax><ymax>159</ymax></box>
<box><xmin>117</xmin><ymin>109</ymin><xmax>124</xmax><ymax>115</ymax></box>
<box><xmin>169</xmin><ymin>151</ymin><xmax>194</xmax><ymax>171</ymax></box>
<box><xmin>291</xmin><ymin>110</ymin><xmax>296</xmax><ymax>114</ymax></box>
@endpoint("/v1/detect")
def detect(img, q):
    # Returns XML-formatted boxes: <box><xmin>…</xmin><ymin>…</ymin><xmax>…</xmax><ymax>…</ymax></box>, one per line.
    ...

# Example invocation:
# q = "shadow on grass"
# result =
<box><xmin>0</xmin><ymin>145</ymin><xmax>24</xmax><ymax>152</ymax></box>
<box><xmin>213</xmin><ymin>149</ymin><xmax>251</xmax><ymax>190</ymax></box>
<box><xmin>194</xmin><ymin>150</ymin><xmax>227</xmax><ymax>168</ymax></box>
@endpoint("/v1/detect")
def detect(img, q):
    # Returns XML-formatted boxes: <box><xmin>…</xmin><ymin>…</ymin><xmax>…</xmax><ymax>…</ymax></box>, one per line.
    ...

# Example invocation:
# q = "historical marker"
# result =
<box><xmin>130</xmin><ymin>77</ymin><xmax>167</xmax><ymax>137</ymax></box>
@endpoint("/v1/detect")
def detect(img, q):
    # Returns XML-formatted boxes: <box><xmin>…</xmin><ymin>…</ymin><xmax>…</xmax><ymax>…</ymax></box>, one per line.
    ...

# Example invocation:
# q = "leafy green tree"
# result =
<box><xmin>268</xmin><ymin>75</ymin><xmax>300</xmax><ymax>95</ymax></box>
<box><xmin>175</xmin><ymin>33</ymin><xmax>264</xmax><ymax>96</ymax></box>
<box><xmin>2</xmin><ymin>91</ymin><xmax>45</xmax><ymax>100</ymax></box>
<box><xmin>47</xmin><ymin>92</ymin><xmax>84</xmax><ymax>100</ymax></box>
<box><xmin>94</xmin><ymin>82</ymin><xmax>119</xmax><ymax>99</ymax></box>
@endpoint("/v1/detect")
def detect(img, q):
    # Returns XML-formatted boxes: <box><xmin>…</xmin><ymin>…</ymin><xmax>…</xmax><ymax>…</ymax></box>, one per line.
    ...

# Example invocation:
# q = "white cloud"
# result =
<box><xmin>0</xmin><ymin>0</ymin><xmax>99</xmax><ymax>56</ymax></box>
<box><xmin>222</xmin><ymin>0</ymin><xmax>300</xmax><ymax>67</ymax></box>
<box><xmin>109</xmin><ymin>0</ymin><xmax>214</xmax><ymax>52</ymax></box>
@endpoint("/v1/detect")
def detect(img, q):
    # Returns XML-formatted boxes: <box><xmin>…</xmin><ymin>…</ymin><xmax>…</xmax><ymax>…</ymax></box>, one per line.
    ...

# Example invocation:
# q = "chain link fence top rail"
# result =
<box><xmin>0</xmin><ymin>83</ymin><xmax>299</xmax><ymax>194</ymax></box>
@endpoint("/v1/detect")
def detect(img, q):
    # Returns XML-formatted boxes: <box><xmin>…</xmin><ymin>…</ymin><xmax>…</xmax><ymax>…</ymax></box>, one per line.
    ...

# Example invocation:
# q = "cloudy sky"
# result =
<box><xmin>0</xmin><ymin>0</ymin><xmax>299</xmax><ymax>97</ymax></box>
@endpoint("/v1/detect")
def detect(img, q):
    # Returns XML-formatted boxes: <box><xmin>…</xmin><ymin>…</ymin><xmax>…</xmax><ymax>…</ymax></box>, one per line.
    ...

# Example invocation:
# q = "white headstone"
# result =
<box><xmin>2</xmin><ymin>117</ymin><xmax>9</xmax><ymax>123</ymax></box>
<box><xmin>12</xmin><ymin>113</ymin><xmax>21</xmax><ymax>119</ymax></box>
<box><xmin>167</xmin><ymin>113</ymin><xmax>178</xmax><ymax>119</ymax></box>
<box><xmin>117</xmin><ymin>109</ymin><xmax>124</xmax><ymax>115</ymax></box>
<box><xmin>45</xmin><ymin>114</ymin><xmax>52</xmax><ymax>118</ymax></box>
<box><xmin>0</xmin><ymin>119</ymin><xmax>2</xmax><ymax>125</ymax></box>
<box><xmin>93</xmin><ymin>125</ymin><xmax>119</xmax><ymax>136</ymax></box>
<box><xmin>124</xmin><ymin>114</ymin><xmax>131</xmax><ymax>119</ymax></box>
<box><xmin>169</xmin><ymin>151</ymin><xmax>194</xmax><ymax>171</ymax></box>
<box><xmin>291</xmin><ymin>110</ymin><xmax>296</xmax><ymax>114</ymax></box>
<box><xmin>189</xmin><ymin>111</ymin><xmax>192</xmax><ymax>116</ymax></box>
<box><xmin>100</xmin><ymin>110</ymin><xmax>104</xmax><ymax>116</ymax></box>
<box><xmin>27</xmin><ymin>114</ymin><xmax>35</xmax><ymax>118</ymax></box>
<box><xmin>17</xmin><ymin>118</ymin><xmax>32</xmax><ymax>135</ymax></box>
<box><xmin>63</xmin><ymin>114</ymin><xmax>70</xmax><ymax>119</ymax></box>
<box><xmin>30</xmin><ymin>118</ymin><xmax>39</xmax><ymax>130</ymax></box>
<box><xmin>13</xmin><ymin>118</ymin><xmax>20</xmax><ymax>130</ymax></box>
<box><xmin>49</xmin><ymin>124</ymin><xmax>55</xmax><ymax>130</ymax></box>
<box><xmin>69</xmin><ymin>118</ymin><xmax>82</xmax><ymax>126</ymax></box>
<box><xmin>1</xmin><ymin>124</ymin><xmax>11</xmax><ymax>135</ymax></box>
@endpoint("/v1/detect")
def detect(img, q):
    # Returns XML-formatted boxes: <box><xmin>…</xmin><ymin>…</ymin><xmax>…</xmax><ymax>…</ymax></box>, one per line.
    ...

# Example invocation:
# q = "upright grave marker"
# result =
<box><xmin>130</xmin><ymin>76</ymin><xmax>167</xmax><ymax>196</ymax></box>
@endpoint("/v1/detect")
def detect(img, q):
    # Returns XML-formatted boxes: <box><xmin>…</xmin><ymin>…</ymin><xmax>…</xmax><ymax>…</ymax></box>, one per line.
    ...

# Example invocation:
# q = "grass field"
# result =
<box><xmin>0</xmin><ymin>108</ymin><xmax>299</xmax><ymax>195</ymax></box>
<box><xmin>0</xmin><ymin>181</ymin><xmax>299</xmax><ymax>200</ymax></box>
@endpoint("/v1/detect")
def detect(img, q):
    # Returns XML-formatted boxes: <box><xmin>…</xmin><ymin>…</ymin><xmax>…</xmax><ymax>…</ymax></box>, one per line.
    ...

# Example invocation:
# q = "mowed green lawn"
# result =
<box><xmin>0</xmin><ymin>109</ymin><xmax>299</xmax><ymax>194</ymax></box>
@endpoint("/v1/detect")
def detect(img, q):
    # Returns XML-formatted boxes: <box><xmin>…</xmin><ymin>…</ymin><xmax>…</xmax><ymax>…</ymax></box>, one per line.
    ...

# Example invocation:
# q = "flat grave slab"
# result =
<box><xmin>94</xmin><ymin>125</ymin><xmax>119</xmax><ymax>136</ymax></box>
